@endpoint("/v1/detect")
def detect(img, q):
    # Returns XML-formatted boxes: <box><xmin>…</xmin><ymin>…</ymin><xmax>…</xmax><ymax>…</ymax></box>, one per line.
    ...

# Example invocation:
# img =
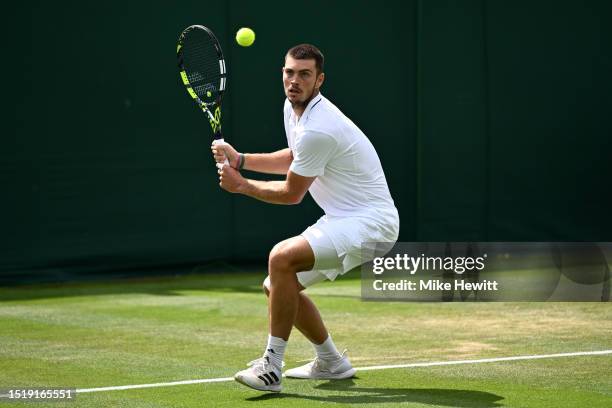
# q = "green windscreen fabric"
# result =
<box><xmin>1</xmin><ymin>3</ymin><xmax>234</xmax><ymax>279</ymax></box>
<box><xmin>1</xmin><ymin>0</ymin><xmax>611</xmax><ymax>280</ymax></box>
<box><xmin>486</xmin><ymin>0</ymin><xmax>612</xmax><ymax>240</ymax></box>
<box><xmin>418</xmin><ymin>0</ymin><xmax>488</xmax><ymax>241</ymax></box>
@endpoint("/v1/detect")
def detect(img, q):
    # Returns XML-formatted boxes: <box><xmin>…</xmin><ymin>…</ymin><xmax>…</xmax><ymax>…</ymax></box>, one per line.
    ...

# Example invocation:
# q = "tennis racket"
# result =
<box><xmin>177</xmin><ymin>25</ymin><xmax>228</xmax><ymax>164</ymax></box>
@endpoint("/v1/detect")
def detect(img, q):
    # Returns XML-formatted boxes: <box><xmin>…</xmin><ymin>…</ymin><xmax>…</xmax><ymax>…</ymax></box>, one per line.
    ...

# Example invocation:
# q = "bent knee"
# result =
<box><xmin>268</xmin><ymin>238</ymin><xmax>314</xmax><ymax>274</ymax></box>
<box><xmin>268</xmin><ymin>242</ymin><xmax>295</xmax><ymax>273</ymax></box>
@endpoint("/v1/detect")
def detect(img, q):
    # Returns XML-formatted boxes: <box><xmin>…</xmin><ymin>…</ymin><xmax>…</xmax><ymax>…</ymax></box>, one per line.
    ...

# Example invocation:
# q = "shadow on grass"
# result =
<box><xmin>246</xmin><ymin>379</ymin><xmax>503</xmax><ymax>407</ymax></box>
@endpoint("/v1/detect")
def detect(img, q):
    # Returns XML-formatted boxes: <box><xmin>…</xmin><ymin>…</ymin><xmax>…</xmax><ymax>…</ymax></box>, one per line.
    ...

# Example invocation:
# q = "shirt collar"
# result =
<box><xmin>290</xmin><ymin>93</ymin><xmax>324</xmax><ymax>125</ymax></box>
<box><xmin>302</xmin><ymin>93</ymin><xmax>323</xmax><ymax>121</ymax></box>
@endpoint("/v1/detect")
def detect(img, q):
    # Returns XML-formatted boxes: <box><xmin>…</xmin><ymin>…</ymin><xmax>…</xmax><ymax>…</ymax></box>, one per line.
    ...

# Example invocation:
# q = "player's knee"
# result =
<box><xmin>268</xmin><ymin>241</ymin><xmax>295</xmax><ymax>275</ymax></box>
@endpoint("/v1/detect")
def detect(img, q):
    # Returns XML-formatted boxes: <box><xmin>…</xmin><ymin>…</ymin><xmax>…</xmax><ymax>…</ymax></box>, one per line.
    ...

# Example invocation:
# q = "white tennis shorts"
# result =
<box><xmin>264</xmin><ymin>209</ymin><xmax>399</xmax><ymax>289</ymax></box>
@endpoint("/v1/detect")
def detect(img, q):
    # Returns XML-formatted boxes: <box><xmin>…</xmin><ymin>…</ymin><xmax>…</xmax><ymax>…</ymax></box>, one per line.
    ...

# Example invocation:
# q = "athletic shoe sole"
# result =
<box><xmin>234</xmin><ymin>374</ymin><xmax>281</xmax><ymax>392</ymax></box>
<box><xmin>285</xmin><ymin>367</ymin><xmax>356</xmax><ymax>380</ymax></box>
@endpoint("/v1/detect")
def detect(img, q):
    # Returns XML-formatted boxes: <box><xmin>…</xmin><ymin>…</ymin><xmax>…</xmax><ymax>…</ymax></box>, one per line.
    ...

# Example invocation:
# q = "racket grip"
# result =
<box><xmin>213</xmin><ymin>138</ymin><xmax>230</xmax><ymax>166</ymax></box>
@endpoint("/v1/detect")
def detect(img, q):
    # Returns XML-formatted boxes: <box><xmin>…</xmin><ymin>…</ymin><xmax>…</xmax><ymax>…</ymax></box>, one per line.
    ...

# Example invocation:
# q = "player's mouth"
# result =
<box><xmin>288</xmin><ymin>88</ymin><xmax>301</xmax><ymax>95</ymax></box>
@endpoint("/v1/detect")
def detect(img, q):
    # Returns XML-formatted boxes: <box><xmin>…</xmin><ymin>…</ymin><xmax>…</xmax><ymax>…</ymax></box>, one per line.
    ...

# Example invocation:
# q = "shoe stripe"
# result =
<box><xmin>269</xmin><ymin>372</ymin><xmax>279</xmax><ymax>382</ymax></box>
<box><xmin>257</xmin><ymin>375</ymin><xmax>269</xmax><ymax>385</ymax></box>
<box><xmin>263</xmin><ymin>373</ymin><xmax>273</xmax><ymax>384</ymax></box>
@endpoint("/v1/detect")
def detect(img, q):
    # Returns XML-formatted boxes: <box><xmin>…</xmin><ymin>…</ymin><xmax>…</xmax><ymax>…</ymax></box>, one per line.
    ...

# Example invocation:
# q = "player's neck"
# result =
<box><xmin>292</xmin><ymin>89</ymin><xmax>320</xmax><ymax>120</ymax></box>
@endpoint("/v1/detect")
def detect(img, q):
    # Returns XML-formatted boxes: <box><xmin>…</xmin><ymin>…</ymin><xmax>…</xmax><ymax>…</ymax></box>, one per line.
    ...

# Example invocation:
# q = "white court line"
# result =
<box><xmin>354</xmin><ymin>349</ymin><xmax>612</xmax><ymax>371</ymax></box>
<box><xmin>76</xmin><ymin>349</ymin><xmax>612</xmax><ymax>394</ymax></box>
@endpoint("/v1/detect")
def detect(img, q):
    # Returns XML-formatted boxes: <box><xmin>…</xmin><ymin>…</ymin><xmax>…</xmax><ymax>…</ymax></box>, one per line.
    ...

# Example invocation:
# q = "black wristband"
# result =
<box><xmin>239</xmin><ymin>153</ymin><xmax>245</xmax><ymax>170</ymax></box>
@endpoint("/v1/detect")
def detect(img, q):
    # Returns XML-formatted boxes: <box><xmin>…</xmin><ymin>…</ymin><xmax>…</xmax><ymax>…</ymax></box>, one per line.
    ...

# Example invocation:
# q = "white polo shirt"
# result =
<box><xmin>284</xmin><ymin>94</ymin><xmax>398</xmax><ymax>224</ymax></box>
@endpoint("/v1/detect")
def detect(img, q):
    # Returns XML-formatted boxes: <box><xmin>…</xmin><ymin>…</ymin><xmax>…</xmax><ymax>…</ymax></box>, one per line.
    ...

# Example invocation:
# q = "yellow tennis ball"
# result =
<box><xmin>236</xmin><ymin>27</ymin><xmax>255</xmax><ymax>47</ymax></box>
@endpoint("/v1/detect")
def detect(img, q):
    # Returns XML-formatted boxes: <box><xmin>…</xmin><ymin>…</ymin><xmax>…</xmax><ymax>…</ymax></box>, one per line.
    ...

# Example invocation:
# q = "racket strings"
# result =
<box><xmin>182</xmin><ymin>33</ymin><xmax>223</xmax><ymax>102</ymax></box>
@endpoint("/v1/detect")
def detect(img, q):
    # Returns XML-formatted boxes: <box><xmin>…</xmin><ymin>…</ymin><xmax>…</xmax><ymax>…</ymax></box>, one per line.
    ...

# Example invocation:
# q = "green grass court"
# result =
<box><xmin>1</xmin><ymin>271</ymin><xmax>610</xmax><ymax>407</ymax></box>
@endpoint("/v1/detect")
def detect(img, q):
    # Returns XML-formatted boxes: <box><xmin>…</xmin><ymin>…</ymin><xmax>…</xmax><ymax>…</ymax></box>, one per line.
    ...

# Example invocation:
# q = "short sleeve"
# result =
<box><xmin>289</xmin><ymin>131</ymin><xmax>337</xmax><ymax>177</ymax></box>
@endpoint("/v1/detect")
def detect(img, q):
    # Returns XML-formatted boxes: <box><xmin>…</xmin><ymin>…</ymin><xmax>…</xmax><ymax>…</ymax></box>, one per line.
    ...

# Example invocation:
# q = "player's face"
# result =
<box><xmin>282</xmin><ymin>56</ymin><xmax>325</xmax><ymax>107</ymax></box>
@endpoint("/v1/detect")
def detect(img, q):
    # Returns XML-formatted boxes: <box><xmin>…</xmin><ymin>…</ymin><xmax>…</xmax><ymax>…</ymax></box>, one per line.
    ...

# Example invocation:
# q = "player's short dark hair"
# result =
<box><xmin>286</xmin><ymin>44</ymin><xmax>324</xmax><ymax>75</ymax></box>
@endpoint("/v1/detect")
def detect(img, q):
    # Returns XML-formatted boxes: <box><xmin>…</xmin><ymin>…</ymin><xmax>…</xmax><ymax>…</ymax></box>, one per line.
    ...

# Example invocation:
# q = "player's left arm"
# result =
<box><xmin>218</xmin><ymin>165</ymin><xmax>314</xmax><ymax>205</ymax></box>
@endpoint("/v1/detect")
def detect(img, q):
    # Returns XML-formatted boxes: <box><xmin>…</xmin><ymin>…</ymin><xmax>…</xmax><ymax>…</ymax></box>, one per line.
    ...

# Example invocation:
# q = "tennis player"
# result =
<box><xmin>211</xmin><ymin>44</ymin><xmax>399</xmax><ymax>392</ymax></box>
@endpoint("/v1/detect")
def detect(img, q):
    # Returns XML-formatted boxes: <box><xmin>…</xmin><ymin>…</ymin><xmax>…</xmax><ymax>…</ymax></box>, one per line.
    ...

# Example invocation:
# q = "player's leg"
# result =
<box><xmin>294</xmin><ymin>291</ymin><xmax>328</xmax><ymax>344</ymax></box>
<box><xmin>282</xmin><ymin>295</ymin><xmax>355</xmax><ymax>379</ymax></box>
<box><xmin>263</xmin><ymin>281</ymin><xmax>327</xmax><ymax>345</ymax></box>
<box><xmin>283</xmin><ymin>221</ymin><xmax>356</xmax><ymax>379</ymax></box>
<box><xmin>267</xmin><ymin>236</ymin><xmax>315</xmax><ymax>341</ymax></box>
<box><xmin>262</xmin><ymin>234</ymin><xmax>355</xmax><ymax>380</ymax></box>
<box><xmin>234</xmin><ymin>236</ymin><xmax>314</xmax><ymax>392</ymax></box>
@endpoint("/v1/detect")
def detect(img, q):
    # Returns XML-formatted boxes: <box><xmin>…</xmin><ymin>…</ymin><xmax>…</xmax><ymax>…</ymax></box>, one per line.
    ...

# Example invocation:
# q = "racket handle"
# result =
<box><xmin>213</xmin><ymin>138</ymin><xmax>230</xmax><ymax>166</ymax></box>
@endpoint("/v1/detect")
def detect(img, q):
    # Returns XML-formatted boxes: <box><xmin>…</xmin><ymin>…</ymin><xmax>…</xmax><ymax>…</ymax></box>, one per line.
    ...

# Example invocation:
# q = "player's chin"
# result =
<box><xmin>288</xmin><ymin>95</ymin><xmax>306</xmax><ymax>106</ymax></box>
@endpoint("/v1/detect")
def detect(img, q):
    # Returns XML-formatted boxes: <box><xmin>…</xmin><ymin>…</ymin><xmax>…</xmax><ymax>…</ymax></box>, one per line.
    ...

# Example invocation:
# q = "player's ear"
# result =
<box><xmin>317</xmin><ymin>72</ymin><xmax>325</xmax><ymax>88</ymax></box>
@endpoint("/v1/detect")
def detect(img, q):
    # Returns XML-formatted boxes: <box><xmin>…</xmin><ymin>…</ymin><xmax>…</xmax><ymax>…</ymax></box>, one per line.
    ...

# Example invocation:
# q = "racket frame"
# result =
<box><xmin>177</xmin><ymin>25</ymin><xmax>227</xmax><ymax>141</ymax></box>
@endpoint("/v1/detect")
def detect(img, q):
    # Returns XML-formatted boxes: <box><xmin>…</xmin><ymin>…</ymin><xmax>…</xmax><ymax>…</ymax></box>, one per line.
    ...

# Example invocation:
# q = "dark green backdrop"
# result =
<box><xmin>2</xmin><ymin>0</ymin><xmax>611</xmax><ymax>279</ymax></box>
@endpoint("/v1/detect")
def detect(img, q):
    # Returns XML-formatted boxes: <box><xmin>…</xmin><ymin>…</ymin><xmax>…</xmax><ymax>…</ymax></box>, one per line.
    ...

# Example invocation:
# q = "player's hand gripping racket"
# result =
<box><xmin>177</xmin><ymin>25</ymin><xmax>229</xmax><ymax>165</ymax></box>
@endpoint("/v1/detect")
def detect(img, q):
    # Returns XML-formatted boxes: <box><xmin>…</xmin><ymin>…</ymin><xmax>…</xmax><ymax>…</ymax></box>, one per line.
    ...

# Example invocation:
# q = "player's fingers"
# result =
<box><xmin>212</xmin><ymin>146</ymin><xmax>228</xmax><ymax>159</ymax></box>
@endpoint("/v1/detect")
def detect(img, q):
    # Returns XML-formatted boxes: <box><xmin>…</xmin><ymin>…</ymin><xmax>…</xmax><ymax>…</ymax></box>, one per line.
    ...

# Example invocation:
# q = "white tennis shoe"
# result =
<box><xmin>234</xmin><ymin>356</ymin><xmax>282</xmax><ymax>392</ymax></box>
<box><xmin>285</xmin><ymin>350</ymin><xmax>355</xmax><ymax>380</ymax></box>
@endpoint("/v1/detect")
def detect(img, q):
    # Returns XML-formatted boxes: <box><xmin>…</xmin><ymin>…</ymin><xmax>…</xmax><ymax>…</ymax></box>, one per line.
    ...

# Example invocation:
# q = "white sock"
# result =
<box><xmin>314</xmin><ymin>334</ymin><xmax>341</xmax><ymax>361</ymax></box>
<box><xmin>264</xmin><ymin>335</ymin><xmax>286</xmax><ymax>370</ymax></box>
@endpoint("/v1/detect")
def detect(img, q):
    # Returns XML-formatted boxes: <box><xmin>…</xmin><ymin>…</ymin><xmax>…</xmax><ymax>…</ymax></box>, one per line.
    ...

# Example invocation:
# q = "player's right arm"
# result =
<box><xmin>242</xmin><ymin>149</ymin><xmax>293</xmax><ymax>175</ymax></box>
<box><xmin>211</xmin><ymin>143</ymin><xmax>292</xmax><ymax>175</ymax></box>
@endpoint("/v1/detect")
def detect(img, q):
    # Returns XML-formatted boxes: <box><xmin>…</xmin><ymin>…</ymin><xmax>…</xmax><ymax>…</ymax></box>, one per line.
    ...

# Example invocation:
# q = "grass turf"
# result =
<box><xmin>0</xmin><ymin>271</ymin><xmax>610</xmax><ymax>407</ymax></box>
